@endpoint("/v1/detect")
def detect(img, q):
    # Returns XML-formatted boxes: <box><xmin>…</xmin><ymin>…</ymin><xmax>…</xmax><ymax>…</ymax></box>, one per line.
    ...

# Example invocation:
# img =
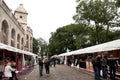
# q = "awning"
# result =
<box><xmin>0</xmin><ymin>43</ymin><xmax>37</xmax><ymax>56</ymax></box>
<box><xmin>58</xmin><ymin>39</ymin><xmax>120</xmax><ymax>56</ymax></box>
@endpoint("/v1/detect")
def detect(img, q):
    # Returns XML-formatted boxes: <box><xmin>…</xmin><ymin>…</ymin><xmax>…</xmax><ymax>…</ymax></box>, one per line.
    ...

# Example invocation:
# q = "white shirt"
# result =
<box><xmin>4</xmin><ymin>65</ymin><xmax>15</xmax><ymax>78</ymax></box>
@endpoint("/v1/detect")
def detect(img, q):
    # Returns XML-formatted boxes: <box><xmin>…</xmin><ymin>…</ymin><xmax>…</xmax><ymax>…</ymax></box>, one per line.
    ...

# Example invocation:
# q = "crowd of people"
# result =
<box><xmin>0</xmin><ymin>56</ymin><xmax>35</xmax><ymax>80</ymax></box>
<box><xmin>1</xmin><ymin>54</ymin><xmax>119</xmax><ymax>80</ymax></box>
<box><xmin>65</xmin><ymin>54</ymin><xmax>120</xmax><ymax>80</ymax></box>
<box><xmin>92</xmin><ymin>54</ymin><xmax>119</xmax><ymax>80</ymax></box>
<box><xmin>38</xmin><ymin>57</ymin><xmax>58</xmax><ymax>76</ymax></box>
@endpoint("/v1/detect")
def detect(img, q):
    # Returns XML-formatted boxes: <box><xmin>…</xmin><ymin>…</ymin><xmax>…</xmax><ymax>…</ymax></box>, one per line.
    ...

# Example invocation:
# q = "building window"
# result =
<box><xmin>21</xmin><ymin>38</ymin><xmax>24</xmax><ymax>50</ymax></box>
<box><xmin>17</xmin><ymin>34</ymin><xmax>20</xmax><ymax>49</ymax></box>
<box><xmin>1</xmin><ymin>20</ymin><xmax>9</xmax><ymax>44</ymax></box>
<box><xmin>11</xmin><ymin>40</ymin><xmax>14</xmax><ymax>47</ymax></box>
<box><xmin>20</xmin><ymin>16</ymin><xmax>22</xmax><ymax>18</ymax></box>
<box><xmin>26</xmin><ymin>35</ymin><xmax>29</xmax><ymax>48</ymax></box>
<box><xmin>11</xmin><ymin>28</ymin><xmax>16</xmax><ymax>47</ymax></box>
<box><xmin>30</xmin><ymin>37</ymin><xmax>32</xmax><ymax>51</ymax></box>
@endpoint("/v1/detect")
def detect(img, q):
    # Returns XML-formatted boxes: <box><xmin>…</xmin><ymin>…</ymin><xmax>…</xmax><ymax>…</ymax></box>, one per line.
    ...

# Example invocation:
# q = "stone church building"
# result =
<box><xmin>0</xmin><ymin>0</ymin><xmax>33</xmax><ymax>52</ymax></box>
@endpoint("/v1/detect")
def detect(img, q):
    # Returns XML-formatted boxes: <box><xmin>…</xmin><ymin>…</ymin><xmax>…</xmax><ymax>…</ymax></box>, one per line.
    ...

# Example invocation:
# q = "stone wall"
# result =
<box><xmin>0</xmin><ymin>0</ymin><xmax>33</xmax><ymax>52</ymax></box>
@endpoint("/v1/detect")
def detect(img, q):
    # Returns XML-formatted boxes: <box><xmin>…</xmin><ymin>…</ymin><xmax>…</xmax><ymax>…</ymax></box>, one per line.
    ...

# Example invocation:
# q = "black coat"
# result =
<box><xmin>107</xmin><ymin>58</ymin><xmax>118</xmax><ymax>69</ymax></box>
<box><xmin>39</xmin><ymin>60</ymin><xmax>43</xmax><ymax>66</ymax></box>
<box><xmin>45</xmin><ymin>61</ymin><xmax>50</xmax><ymax>69</ymax></box>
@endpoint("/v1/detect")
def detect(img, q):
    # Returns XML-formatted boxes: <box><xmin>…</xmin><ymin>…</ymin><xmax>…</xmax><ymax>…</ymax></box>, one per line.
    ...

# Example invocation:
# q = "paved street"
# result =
<box><xmin>17</xmin><ymin>65</ymin><xmax>94</xmax><ymax>80</ymax></box>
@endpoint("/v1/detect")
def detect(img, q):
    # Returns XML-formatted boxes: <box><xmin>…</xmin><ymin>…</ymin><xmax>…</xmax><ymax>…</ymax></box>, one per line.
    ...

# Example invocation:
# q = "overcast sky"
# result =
<box><xmin>4</xmin><ymin>0</ymin><xmax>76</xmax><ymax>42</ymax></box>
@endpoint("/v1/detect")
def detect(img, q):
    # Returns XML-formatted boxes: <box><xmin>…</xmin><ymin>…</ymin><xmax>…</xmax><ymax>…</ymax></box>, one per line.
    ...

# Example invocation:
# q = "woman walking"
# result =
<box><xmin>44</xmin><ymin>57</ymin><xmax>50</xmax><ymax>74</ymax></box>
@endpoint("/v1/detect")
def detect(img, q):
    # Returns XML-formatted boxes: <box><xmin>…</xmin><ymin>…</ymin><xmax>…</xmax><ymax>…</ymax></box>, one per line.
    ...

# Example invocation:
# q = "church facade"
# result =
<box><xmin>0</xmin><ymin>0</ymin><xmax>33</xmax><ymax>52</ymax></box>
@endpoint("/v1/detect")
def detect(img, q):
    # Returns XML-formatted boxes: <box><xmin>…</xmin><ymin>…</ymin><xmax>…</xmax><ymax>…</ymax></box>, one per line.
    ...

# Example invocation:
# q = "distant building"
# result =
<box><xmin>0</xmin><ymin>0</ymin><xmax>33</xmax><ymax>52</ymax></box>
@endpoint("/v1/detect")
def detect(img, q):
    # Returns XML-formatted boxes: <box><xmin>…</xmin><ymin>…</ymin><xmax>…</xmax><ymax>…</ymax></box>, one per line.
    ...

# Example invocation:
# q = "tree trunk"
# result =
<box><xmin>95</xmin><ymin>23</ymin><xmax>100</xmax><ymax>44</ymax></box>
<box><xmin>105</xmin><ymin>25</ymin><xmax>109</xmax><ymax>42</ymax></box>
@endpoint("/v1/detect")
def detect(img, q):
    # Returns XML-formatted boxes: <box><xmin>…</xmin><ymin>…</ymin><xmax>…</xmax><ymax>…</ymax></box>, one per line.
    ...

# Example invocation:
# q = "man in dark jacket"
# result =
<box><xmin>107</xmin><ymin>55</ymin><xmax>118</xmax><ymax>80</ymax></box>
<box><xmin>11</xmin><ymin>61</ymin><xmax>18</xmax><ymax>80</ymax></box>
<box><xmin>92</xmin><ymin>55</ymin><xmax>101</xmax><ymax>80</ymax></box>
<box><xmin>39</xmin><ymin>58</ymin><xmax>44</xmax><ymax>76</ymax></box>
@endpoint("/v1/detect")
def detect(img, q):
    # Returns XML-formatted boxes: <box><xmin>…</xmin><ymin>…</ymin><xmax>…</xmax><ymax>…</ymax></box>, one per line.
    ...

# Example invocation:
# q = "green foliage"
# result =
<box><xmin>33</xmin><ymin>37</ymin><xmax>47</xmax><ymax>57</ymax></box>
<box><xmin>115</xmin><ymin>0</ymin><xmax>120</xmax><ymax>7</ymax></box>
<box><xmin>46</xmin><ymin>0</ymin><xmax>120</xmax><ymax>56</ymax></box>
<box><xmin>48</xmin><ymin>23</ymin><xmax>120</xmax><ymax>56</ymax></box>
<box><xmin>74</xmin><ymin>0</ymin><xmax>118</xmax><ymax>24</ymax></box>
<box><xmin>73</xmin><ymin>0</ymin><xmax>120</xmax><ymax>44</ymax></box>
<box><xmin>108</xmin><ymin>30</ymin><xmax>120</xmax><ymax>40</ymax></box>
<box><xmin>37</xmin><ymin>38</ymin><xmax>47</xmax><ymax>57</ymax></box>
<box><xmin>33</xmin><ymin>37</ymin><xmax>39</xmax><ymax>54</ymax></box>
<box><xmin>48</xmin><ymin>24</ymin><xmax>92</xmax><ymax>56</ymax></box>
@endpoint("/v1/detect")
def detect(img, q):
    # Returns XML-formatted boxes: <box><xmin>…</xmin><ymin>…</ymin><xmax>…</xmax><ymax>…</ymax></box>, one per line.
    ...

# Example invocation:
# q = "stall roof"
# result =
<box><xmin>0</xmin><ymin>43</ymin><xmax>18</xmax><ymax>52</ymax></box>
<box><xmin>0</xmin><ymin>43</ymin><xmax>37</xmax><ymax>56</ymax></box>
<box><xmin>58</xmin><ymin>39</ymin><xmax>120</xmax><ymax>56</ymax></box>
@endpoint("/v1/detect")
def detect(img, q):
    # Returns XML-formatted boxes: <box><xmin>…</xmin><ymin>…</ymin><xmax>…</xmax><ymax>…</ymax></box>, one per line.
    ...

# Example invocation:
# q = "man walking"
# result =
<box><xmin>92</xmin><ymin>55</ymin><xmax>101</xmax><ymax>80</ymax></box>
<box><xmin>38</xmin><ymin>58</ymin><xmax>44</xmax><ymax>76</ymax></box>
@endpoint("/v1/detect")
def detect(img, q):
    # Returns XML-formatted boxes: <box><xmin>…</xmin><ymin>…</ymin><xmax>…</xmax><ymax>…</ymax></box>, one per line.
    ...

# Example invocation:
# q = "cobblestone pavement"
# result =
<box><xmin>17</xmin><ymin>65</ymin><xmax>95</xmax><ymax>80</ymax></box>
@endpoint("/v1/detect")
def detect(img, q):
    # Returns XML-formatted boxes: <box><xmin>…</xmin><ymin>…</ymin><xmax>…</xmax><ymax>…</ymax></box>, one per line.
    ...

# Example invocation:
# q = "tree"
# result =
<box><xmin>73</xmin><ymin>0</ymin><xmax>120</xmax><ymax>44</ymax></box>
<box><xmin>115</xmin><ymin>0</ymin><xmax>120</xmax><ymax>7</ymax></box>
<box><xmin>33</xmin><ymin>37</ymin><xmax>39</xmax><ymax>54</ymax></box>
<box><xmin>48</xmin><ymin>24</ymin><xmax>92</xmax><ymax>55</ymax></box>
<box><xmin>48</xmin><ymin>23</ymin><xmax>120</xmax><ymax>56</ymax></box>
<box><xmin>33</xmin><ymin>37</ymin><xmax>47</xmax><ymax>57</ymax></box>
<box><xmin>37</xmin><ymin>37</ymin><xmax>47</xmax><ymax>57</ymax></box>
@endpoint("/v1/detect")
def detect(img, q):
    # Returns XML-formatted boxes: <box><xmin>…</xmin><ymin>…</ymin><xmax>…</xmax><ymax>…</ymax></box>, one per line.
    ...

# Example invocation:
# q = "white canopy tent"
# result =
<box><xmin>58</xmin><ymin>39</ymin><xmax>120</xmax><ymax>57</ymax></box>
<box><xmin>0</xmin><ymin>43</ymin><xmax>18</xmax><ymax>53</ymax></box>
<box><xmin>0</xmin><ymin>43</ymin><xmax>39</xmax><ymax>70</ymax></box>
<box><xmin>0</xmin><ymin>43</ymin><xmax>35</xmax><ymax>56</ymax></box>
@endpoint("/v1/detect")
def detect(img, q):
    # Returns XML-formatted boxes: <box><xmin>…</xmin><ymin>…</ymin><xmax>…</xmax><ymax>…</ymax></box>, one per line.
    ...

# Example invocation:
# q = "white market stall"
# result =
<box><xmin>58</xmin><ymin>39</ymin><xmax>120</xmax><ymax>70</ymax></box>
<box><xmin>58</xmin><ymin>39</ymin><xmax>120</xmax><ymax>57</ymax></box>
<box><xmin>0</xmin><ymin>43</ymin><xmax>38</xmax><ymax>71</ymax></box>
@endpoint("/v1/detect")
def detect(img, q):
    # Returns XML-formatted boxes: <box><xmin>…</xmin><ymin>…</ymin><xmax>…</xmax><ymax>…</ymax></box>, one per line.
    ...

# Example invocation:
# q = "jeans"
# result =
<box><xmin>102</xmin><ymin>66</ymin><xmax>107</xmax><ymax>79</ymax></box>
<box><xmin>109</xmin><ymin>67</ymin><xmax>116</xmax><ymax>80</ymax></box>
<box><xmin>12</xmin><ymin>71</ymin><xmax>18</xmax><ymax>80</ymax></box>
<box><xmin>39</xmin><ymin>66</ymin><xmax>43</xmax><ymax>76</ymax></box>
<box><xmin>45</xmin><ymin>67</ymin><xmax>49</xmax><ymax>74</ymax></box>
<box><xmin>93</xmin><ymin>66</ymin><xmax>100</xmax><ymax>80</ymax></box>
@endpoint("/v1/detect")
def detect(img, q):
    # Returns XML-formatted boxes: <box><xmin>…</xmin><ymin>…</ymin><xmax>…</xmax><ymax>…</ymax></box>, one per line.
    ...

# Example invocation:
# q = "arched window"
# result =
<box><xmin>26</xmin><ymin>35</ymin><xmax>29</xmax><ymax>51</ymax></box>
<box><xmin>21</xmin><ymin>38</ymin><xmax>24</xmax><ymax>50</ymax></box>
<box><xmin>1</xmin><ymin>20</ymin><xmax>9</xmax><ymax>44</ymax></box>
<box><xmin>17</xmin><ymin>34</ymin><xmax>20</xmax><ymax>49</ymax></box>
<box><xmin>30</xmin><ymin>37</ymin><xmax>32</xmax><ymax>51</ymax></box>
<box><xmin>11</xmin><ymin>28</ymin><xmax>16</xmax><ymax>47</ymax></box>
